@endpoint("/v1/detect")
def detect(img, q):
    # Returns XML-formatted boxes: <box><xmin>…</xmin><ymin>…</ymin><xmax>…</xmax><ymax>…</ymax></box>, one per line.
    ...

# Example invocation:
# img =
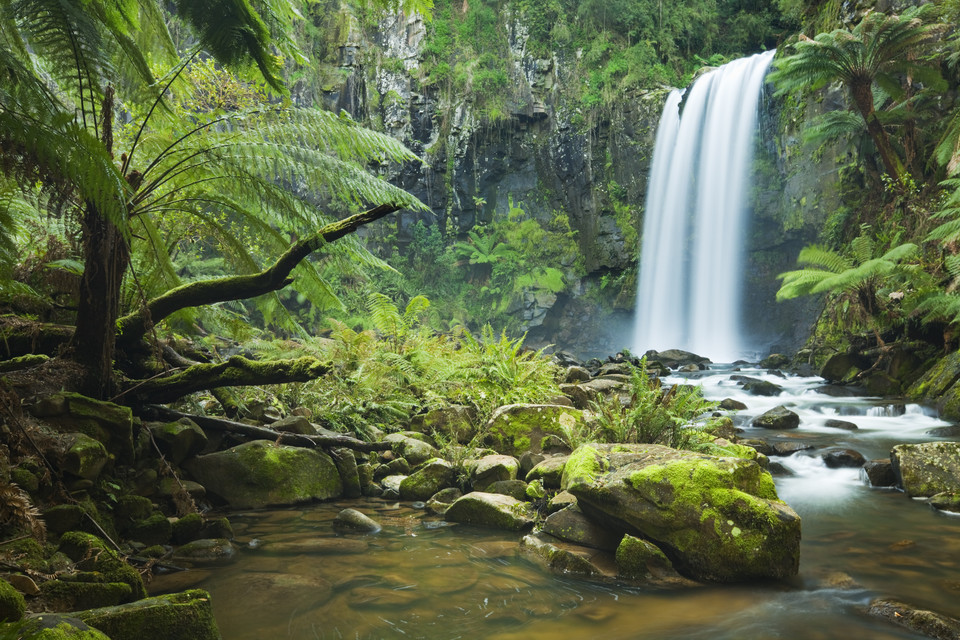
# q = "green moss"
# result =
<box><xmin>615</xmin><ymin>534</ymin><xmax>672</xmax><ymax>579</ymax></box>
<box><xmin>0</xmin><ymin>578</ymin><xmax>25</xmax><ymax>623</ymax></box>
<box><xmin>40</xmin><ymin>579</ymin><xmax>132</xmax><ymax>611</ymax></box>
<box><xmin>0</xmin><ymin>615</ymin><xmax>112</xmax><ymax>639</ymax></box>
<box><xmin>57</xmin><ymin>533</ymin><xmax>145</xmax><ymax>601</ymax></box>
<box><xmin>171</xmin><ymin>514</ymin><xmax>203</xmax><ymax>545</ymax></box>
<box><xmin>75</xmin><ymin>589</ymin><xmax>221</xmax><ymax>640</ymax></box>
<box><xmin>560</xmin><ymin>445</ymin><xmax>607</xmax><ymax>491</ymax></box>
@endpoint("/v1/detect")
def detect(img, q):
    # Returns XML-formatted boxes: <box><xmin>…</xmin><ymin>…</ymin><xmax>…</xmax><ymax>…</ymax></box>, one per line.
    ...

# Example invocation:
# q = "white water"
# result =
<box><xmin>633</xmin><ymin>51</ymin><xmax>775</xmax><ymax>362</ymax></box>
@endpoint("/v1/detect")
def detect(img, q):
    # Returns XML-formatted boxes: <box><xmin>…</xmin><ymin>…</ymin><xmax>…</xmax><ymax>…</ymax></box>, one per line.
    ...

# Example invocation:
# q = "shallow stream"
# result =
<box><xmin>150</xmin><ymin>366</ymin><xmax>960</xmax><ymax>639</ymax></box>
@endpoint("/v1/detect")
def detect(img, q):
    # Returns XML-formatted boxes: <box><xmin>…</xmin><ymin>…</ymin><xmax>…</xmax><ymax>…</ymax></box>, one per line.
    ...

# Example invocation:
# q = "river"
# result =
<box><xmin>149</xmin><ymin>365</ymin><xmax>960</xmax><ymax>639</ymax></box>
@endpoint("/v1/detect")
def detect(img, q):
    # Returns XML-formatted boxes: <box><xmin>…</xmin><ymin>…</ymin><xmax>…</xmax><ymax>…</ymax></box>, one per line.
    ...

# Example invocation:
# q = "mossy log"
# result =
<box><xmin>0</xmin><ymin>320</ymin><xmax>74</xmax><ymax>359</ymax></box>
<box><xmin>142</xmin><ymin>405</ymin><xmax>390</xmax><ymax>452</ymax></box>
<box><xmin>116</xmin><ymin>204</ymin><xmax>400</xmax><ymax>346</ymax></box>
<box><xmin>126</xmin><ymin>356</ymin><xmax>330</xmax><ymax>404</ymax></box>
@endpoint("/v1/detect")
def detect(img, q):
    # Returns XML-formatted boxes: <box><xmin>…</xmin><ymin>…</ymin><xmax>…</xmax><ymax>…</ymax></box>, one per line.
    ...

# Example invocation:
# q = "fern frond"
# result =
<box><xmin>795</xmin><ymin>245</ymin><xmax>852</xmax><ymax>273</ymax></box>
<box><xmin>802</xmin><ymin>111</ymin><xmax>864</xmax><ymax>146</ymax></box>
<box><xmin>0</xmin><ymin>481</ymin><xmax>46</xmax><ymax>540</ymax></box>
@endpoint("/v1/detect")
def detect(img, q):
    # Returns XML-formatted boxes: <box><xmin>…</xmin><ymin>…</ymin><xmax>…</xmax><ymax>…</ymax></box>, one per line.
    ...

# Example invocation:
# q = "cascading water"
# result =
<box><xmin>633</xmin><ymin>51</ymin><xmax>775</xmax><ymax>362</ymax></box>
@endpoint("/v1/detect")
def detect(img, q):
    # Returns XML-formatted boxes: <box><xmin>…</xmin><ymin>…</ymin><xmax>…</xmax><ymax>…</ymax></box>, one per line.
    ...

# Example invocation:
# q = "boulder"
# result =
<box><xmin>752</xmin><ymin>406</ymin><xmax>800</xmax><ymax>430</ymax></box>
<box><xmin>563</xmin><ymin>366</ymin><xmax>592</xmax><ymax>383</ymax></box>
<box><xmin>329</xmin><ymin>448</ymin><xmax>362</xmax><ymax>499</ymax></box>
<box><xmin>60</xmin><ymin>434</ymin><xmax>109</xmax><ymax>481</ymax></box>
<box><xmin>731</xmin><ymin>376</ymin><xmax>783</xmax><ymax>397</ymax></box>
<box><xmin>759</xmin><ymin>354</ymin><xmax>790</xmax><ymax>369</ymax></box>
<box><xmin>564</xmin><ymin>443</ymin><xmax>801</xmax><ymax>582</ymax></box>
<box><xmin>891</xmin><ymin>442</ymin><xmax>960</xmax><ymax>497</ymax></box>
<box><xmin>519</xmin><ymin>533</ymin><xmax>612</xmax><ymax>578</ymax></box>
<box><xmin>0</xmin><ymin>577</ymin><xmax>25</xmax><ymax>622</ymax></box>
<box><xmin>147</xmin><ymin>419</ymin><xmax>208</xmax><ymax>464</ymax></box>
<box><xmin>541</xmin><ymin>505</ymin><xmax>622</xmax><ymax>551</ymax></box>
<box><xmin>525</xmin><ymin>455</ymin><xmax>568</xmax><ymax>488</ymax></box>
<box><xmin>425</xmin><ymin>488</ymin><xmax>462</xmax><ymax>516</ymax></box>
<box><xmin>31</xmin><ymin>392</ymin><xmax>134</xmax><ymax>459</ymax></box>
<box><xmin>468</xmin><ymin>454</ymin><xmax>520</xmax><ymax>491</ymax></box>
<box><xmin>824</xmin><ymin>419</ymin><xmax>858</xmax><ymax>431</ymax></box>
<box><xmin>333</xmin><ymin>508</ymin><xmax>381</xmax><ymax>533</ymax></box>
<box><xmin>382</xmin><ymin>433</ymin><xmax>438</xmax><ymax>466</ymax></box>
<box><xmin>184</xmin><ymin>440</ymin><xmax>342</xmax><ymax>508</ymax></box>
<box><xmin>444</xmin><ymin>492</ymin><xmax>534</xmax><ymax>531</ymax></box>
<box><xmin>409</xmin><ymin>405</ymin><xmax>477</xmax><ymax>444</ymax></box>
<box><xmin>484</xmin><ymin>404</ymin><xmax>584</xmax><ymax>456</ymax></box>
<box><xmin>645</xmin><ymin>349</ymin><xmax>710</xmax><ymax>369</ymax></box>
<box><xmin>485</xmin><ymin>479</ymin><xmax>528</xmax><ymax>501</ymax></box>
<box><xmin>821</xmin><ymin>448</ymin><xmax>866</xmax><ymax>468</ymax></box>
<box><xmin>861</xmin><ymin>459</ymin><xmax>897</xmax><ymax>487</ymax></box>
<box><xmin>820</xmin><ymin>353</ymin><xmax>867</xmax><ymax>383</ymax></box>
<box><xmin>1</xmin><ymin>614</ymin><xmax>111</xmax><ymax>639</ymax></box>
<box><xmin>39</xmin><ymin>579</ymin><xmax>132</xmax><ymax>611</ymax></box>
<box><xmin>559</xmin><ymin>383</ymin><xmax>598</xmax><ymax>410</ymax></box>
<box><xmin>58</xmin><ymin>532</ymin><xmax>145</xmax><ymax>601</ymax></box>
<box><xmin>269</xmin><ymin>415</ymin><xmax>316</xmax><ymax>435</ymax></box>
<box><xmin>720</xmin><ymin>398</ymin><xmax>747</xmax><ymax>411</ymax></box>
<box><xmin>926</xmin><ymin>425</ymin><xmax>960</xmax><ymax>437</ymax></box>
<box><xmin>929</xmin><ymin>492</ymin><xmax>960</xmax><ymax>513</ymax></box>
<box><xmin>615</xmin><ymin>534</ymin><xmax>697</xmax><ymax>587</ymax></box>
<box><xmin>399</xmin><ymin>459</ymin><xmax>455</xmax><ymax>501</ymax></box>
<box><xmin>867</xmin><ymin>598</ymin><xmax>960</xmax><ymax>640</ymax></box>
<box><xmin>75</xmin><ymin>589</ymin><xmax>222</xmax><ymax>640</ymax></box>
<box><xmin>862</xmin><ymin>371</ymin><xmax>901</xmax><ymax>396</ymax></box>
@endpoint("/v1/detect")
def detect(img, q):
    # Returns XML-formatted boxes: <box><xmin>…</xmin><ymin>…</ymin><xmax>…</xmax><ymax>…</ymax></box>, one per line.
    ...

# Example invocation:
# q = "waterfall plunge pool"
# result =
<box><xmin>150</xmin><ymin>365</ymin><xmax>960</xmax><ymax>639</ymax></box>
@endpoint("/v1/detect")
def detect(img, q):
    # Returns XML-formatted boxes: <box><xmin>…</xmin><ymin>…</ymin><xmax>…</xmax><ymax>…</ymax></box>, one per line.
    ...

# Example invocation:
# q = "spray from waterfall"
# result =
<box><xmin>632</xmin><ymin>50</ymin><xmax>775</xmax><ymax>362</ymax></box>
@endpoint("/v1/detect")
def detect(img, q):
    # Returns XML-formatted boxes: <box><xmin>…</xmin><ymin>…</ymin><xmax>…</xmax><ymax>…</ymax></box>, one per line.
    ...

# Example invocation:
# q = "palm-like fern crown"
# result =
<box><xmin>0</xmin><ymin>0</ymin><xmax>428</xmax><ymax>328</ymax></box>
<box><xmin>769</xmin><ymin>5</ymin><xmax>941</xmax><ymax>95</ymax></box>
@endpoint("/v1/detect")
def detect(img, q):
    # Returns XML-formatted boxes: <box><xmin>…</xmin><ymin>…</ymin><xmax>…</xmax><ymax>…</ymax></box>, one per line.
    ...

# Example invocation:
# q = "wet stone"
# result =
<box><xmin>821</xmin><ymin>448</ymin><xmax>866</xmax><ymax>468</ymax></box>
<box><xmin>824</xmin><ymin>419</ymin><xmax>859</xmax><ymax>431</ymax></box>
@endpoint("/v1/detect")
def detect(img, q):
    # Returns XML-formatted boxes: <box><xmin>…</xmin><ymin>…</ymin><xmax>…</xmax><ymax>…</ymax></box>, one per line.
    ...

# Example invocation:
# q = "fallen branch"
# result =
<box><xmin>122</xmin><ymin>355</ymin><xmax>330</xmax><ymax>404</ymax></box>
<box><xmin>140</xmin><ymin>405</ymin><xmax>391</xmax><ymax>453</ymax></box>
<box><xmin>117</xmin><ymin>203</ymin><xmax>401</xmax><ymax>346</ymax></box>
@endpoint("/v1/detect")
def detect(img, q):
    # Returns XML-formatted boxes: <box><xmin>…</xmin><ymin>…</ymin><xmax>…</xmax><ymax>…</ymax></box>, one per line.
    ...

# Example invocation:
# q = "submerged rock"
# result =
<box><xmin>564</xmin><ymin>443</ymin><xmax>801</xmax><ymax>582</ymax></box>
<box><xmin>867</xmin><ymin>598</ymin><xmax>960</xmax><ymax>640</ymax></box>
<box><xmin>333</xmin><ymin>508</ymin><xmax>381</xmax><ymax>532</ymax></box>
<box><xmin>891</xmin><ymin>442</ymin><xmax>960</xmax><ymax>497</ymax></box>
<box><xmin>184</xmin><ymin>440</ymin><xmax>342</xmax><ymax>508</ymax></box>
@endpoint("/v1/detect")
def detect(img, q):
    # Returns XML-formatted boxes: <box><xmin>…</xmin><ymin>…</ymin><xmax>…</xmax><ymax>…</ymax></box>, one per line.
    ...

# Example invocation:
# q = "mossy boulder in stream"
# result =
<box><xmin>484</xmin><ymin>404</ymin><xmax>584</xmax><ymax>456</ymax></box>
<box><xmin>399</xmin><ymin>459</ymin><xmax>455</xmax><ymax>501</ymax></box>
<box><xmin>75</xmin><ymin>589</ymin><xmax>221</xmax><ymax>640</ymax></box>
<box><xmin>30</xmin><ymin>392</ymin><xmax>134</xmax><ymax>459</ymax></box>
<box><xmin>444</xmin><ymin>492</ymin><xmax>534</xmax><ymax>531</ymax></box>
<box><xmin>184</xmin><ymin>440</ymin><xmax>342</xmax><ymax>508</ymax></box>
<box><xmin>0</xmin><ymin>577</ymin><xmax>25</xmax><ymax>622</ymax></box>
<box><xmin>890</xmin><ymin>442</ymin><xmax>960</xmax><ymax>497</ymax></box>
<box><xmin>565</xmin><ymin>443</ymin><xmax>801</xmax><ymax>582</ymax></box>
<box><xmin>0</xmin><ymin>614</ymin><xmax>111</xmax><ymax>639</ymax></box>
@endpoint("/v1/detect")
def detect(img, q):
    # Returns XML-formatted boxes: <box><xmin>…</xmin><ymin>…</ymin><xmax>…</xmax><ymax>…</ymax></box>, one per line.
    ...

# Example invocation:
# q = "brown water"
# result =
<box><xmin>150</xmin><ymin>368</ymin><xmax>960</xmax><ymax>639</ymax></box>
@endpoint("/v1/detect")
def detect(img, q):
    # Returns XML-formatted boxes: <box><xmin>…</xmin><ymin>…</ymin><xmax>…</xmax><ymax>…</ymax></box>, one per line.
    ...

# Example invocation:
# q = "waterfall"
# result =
<box><xmin>632</xmin><ymin>50</ymin><xmax>775</xmax><ymax>362</ymax></box>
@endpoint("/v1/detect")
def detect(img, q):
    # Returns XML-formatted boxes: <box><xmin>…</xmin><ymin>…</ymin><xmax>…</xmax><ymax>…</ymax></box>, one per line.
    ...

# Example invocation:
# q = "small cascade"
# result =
<box><xmin>632</xmin><ymin>50</ymin><xmax>775</xmax><ymax>361</ymax></box>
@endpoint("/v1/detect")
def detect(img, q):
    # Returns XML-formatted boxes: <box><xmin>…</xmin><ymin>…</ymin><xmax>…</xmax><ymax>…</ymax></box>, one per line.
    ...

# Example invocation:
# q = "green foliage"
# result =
<box><xmin>589</xmin><ymin>359</ymin><xmax>719</xmax><ymax>450</ymax></box>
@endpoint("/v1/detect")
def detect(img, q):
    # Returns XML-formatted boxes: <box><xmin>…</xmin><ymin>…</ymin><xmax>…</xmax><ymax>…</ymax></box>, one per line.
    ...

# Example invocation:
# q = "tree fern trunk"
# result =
<box><xmin>70</xmin><ymin>204</ymin><xmax>129</xmax><ymax>399</ymax></box>
<box><xmin>850</xmin><ymin>81</ymin><xmax>907</xmax><ymax>187</ymax></box>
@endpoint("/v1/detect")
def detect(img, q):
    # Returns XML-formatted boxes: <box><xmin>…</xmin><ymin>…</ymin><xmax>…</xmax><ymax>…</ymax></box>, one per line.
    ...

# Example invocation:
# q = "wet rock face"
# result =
<box><xmin>890</xmin><ymin>442</ymin><xmax>960</xmax><ymax>497</ymax></box>
<box><xmin>752</xmin><ymin>405</ymin><xmax>801</xmax><ymax>430</ymax></box>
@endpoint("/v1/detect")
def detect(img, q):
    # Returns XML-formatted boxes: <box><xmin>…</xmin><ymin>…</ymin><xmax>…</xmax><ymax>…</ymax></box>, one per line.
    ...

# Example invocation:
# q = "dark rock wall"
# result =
<box><xmin>305</xmin><ymin>6</ymin><xmax>834</xmax><ymax>359</ymax></box>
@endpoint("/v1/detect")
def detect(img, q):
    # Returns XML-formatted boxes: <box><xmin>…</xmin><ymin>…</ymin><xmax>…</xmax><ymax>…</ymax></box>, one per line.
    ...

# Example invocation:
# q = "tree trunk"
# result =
<box><xmin>70</xmin><ymin>205</ymin><xmax>129</xmax><ymax>399</ymax></box>
<box><xmin>850</xmin><ymin>80</ymin><xmax>908</xmax><ymax>188</ymax></box>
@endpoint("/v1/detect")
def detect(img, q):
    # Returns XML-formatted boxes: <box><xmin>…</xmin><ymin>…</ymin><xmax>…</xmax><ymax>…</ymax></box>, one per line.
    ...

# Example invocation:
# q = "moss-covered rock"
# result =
<box><xmin>867</xmin><ymin>598</ymin><xmax>960</xmax><ymax>640</ymax></box>
<box><xmin>444</xmin><ymin>492</ymin><xmax>534</xmax><ymax>531</ymax></box>
<box><xmin>907</xmin><ymin>349</ymin><xmax>960</xmax><ymax>402</ymax></box>
<box><xmin>467</xmin><ymin>455</ymin><xmax>520</xmax><ymax>491</ymax></box>
<box><xmin>399</xmin><ymin>459</ymin><xmax>455</xmax><ymax>501</ymax></box>
<box><xmin>519</xmin><ymin>533</ymin><xmax>609</xmax><ymax>578</ymax></box>
<box><xmin>525</xmin><ymin>455</ymin><xmax>568</xmax><ymax>488</ymax></box>
<box><xmin>31</xmin><ymin>393</ymin><xmax>133</xmax><ymax>460</ymax></box>
<box><xmin>615</xmin><ymin>534</ymin><xmax>696</xmax><ymax>587</ymax></box>
<box><xmin>485</xmin><ymin>479</ymin><xmax>528</xmax><ymax>501</ymax></box>
<box><xmin>183</xmin><ymin>440</ymin><xmax>342</xmax><ymax>508</ymax></box>
<box><xmin>75</xmin><ymin>589</ymin><xmax>221</xmax><ymax>640</ymax></box>
<box><xmin>484</xmin><ymin>404</ymin><xmax>584</xmax><ymax>456</ymax></box>
<box><xmin>381</xmin><ymin>434</ymin><xmax>438</xmax><ymax>466</ymax></box>
<box><xmin>0</xmin><ymin>578</ymin><xmax>25</xmax><ymax>622</ymax></box>
<box><xmin>146</xmin><ymin>419</ymin><xmax>207</xmax><ymax>465</ymax></box>
<box><xmin>565</xmin><ymin>443</ymin><xmax>801</xmax><ymax>582</ymax></box>
<box><xmin>409</xmin><ymin>405</ymin><xmax>477</xmax><ymax>444</ymax></box>
<box><xmin>57</xmin><ymin>532</ymin><xmax>145</xmax><ymax>601</ymax></box>
<box><xmin>0</xmin><ymin>614</ymin><xmax>112</xmax><ymax>639</ymax></box>
<box><xmin>39</xmin><ymin>579</ymin><xmax>132</xmax><ymax>611</ymax></box>
<box><xmin>60</xmin><ymin>434</ymin><xmax>109</xmax><ymax>481</ymax></box>
<box><xmin>560</xmin><ymin>445</ymin><xmax>608</xmax><ymax>491</ymax></box>
<box><xmin>891</xmin><ymin>442</ymin><xmax>960</xmax><ymax>498</ymax></box>
<box><xmin>125</xmin><ymin>513</ymin><xmax>171</xmax><ymax>547</ymax></box>
<box><xmin>425</xmin><ymin>487</ymin><xmax>462</xmax><ymax>516</ymax></box>
<box><xmin>329</xmin><ymin>448</ymin><xmax>361</xmax><ymax>499</ymax></box>
<box><xmin>171</xmin><ymin>513</ymin><xmax>204</xmax><ymax>545</ymax></box>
